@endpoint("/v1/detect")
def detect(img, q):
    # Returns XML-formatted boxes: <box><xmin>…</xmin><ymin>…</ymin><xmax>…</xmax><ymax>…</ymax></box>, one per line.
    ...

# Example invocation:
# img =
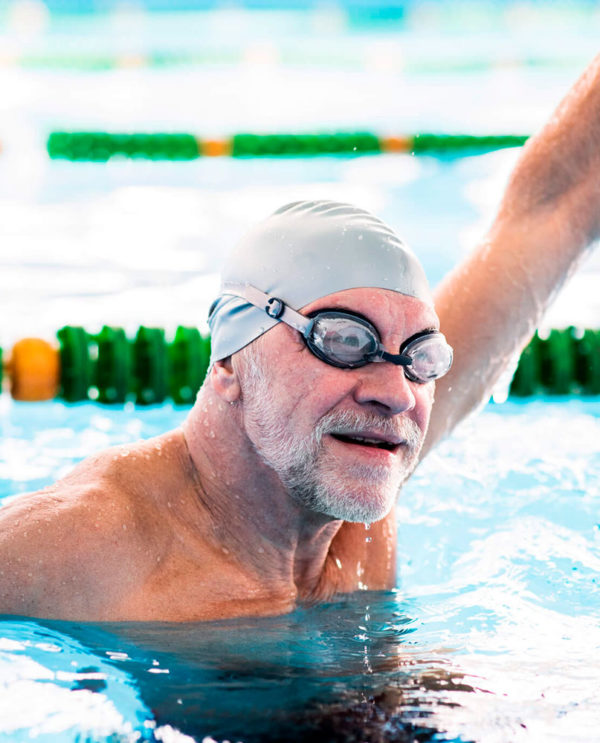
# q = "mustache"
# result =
<box><xmin>314</xmin><ymin>409</ymin><xmax>423</xmax><ymax>450</ymax></box>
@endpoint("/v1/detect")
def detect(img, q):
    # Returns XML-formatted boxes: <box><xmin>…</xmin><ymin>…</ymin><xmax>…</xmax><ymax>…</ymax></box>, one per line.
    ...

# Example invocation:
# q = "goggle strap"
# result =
<box><xmin>378</xmin><ymin>350</ymin><xmax>412</xmax><ymax>366</ymax></box>
<box><xmin>220</xmin><ymin>282</ymin><xmax>313</xmax><ymax>337</ymax></box>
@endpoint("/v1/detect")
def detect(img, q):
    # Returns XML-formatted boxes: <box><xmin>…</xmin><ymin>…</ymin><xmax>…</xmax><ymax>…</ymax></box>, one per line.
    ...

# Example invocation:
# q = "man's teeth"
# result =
<box><xmin>331</xmin><ymin>433</ymin><xmax>397</xmax><ymax>450</ymax></box>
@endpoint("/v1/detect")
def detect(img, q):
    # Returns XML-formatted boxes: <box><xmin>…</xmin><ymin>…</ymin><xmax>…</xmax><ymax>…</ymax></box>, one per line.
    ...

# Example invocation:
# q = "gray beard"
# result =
<box><xmin>240</xmin><ymin>347</ymin><xmax>423</xmax><ymax>523</ymax></box>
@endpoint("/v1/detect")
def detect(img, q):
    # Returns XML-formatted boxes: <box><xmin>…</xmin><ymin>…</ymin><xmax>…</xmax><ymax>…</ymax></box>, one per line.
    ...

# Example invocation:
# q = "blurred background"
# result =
<box><xmin>0</xmin><ymin>0</ymin><xmax>599</xmax><ymax>346</ymax></box>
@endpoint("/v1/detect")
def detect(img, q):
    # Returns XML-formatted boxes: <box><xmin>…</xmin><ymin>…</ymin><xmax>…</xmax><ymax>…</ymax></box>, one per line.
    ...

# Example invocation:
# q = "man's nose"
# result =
<box><xmin>352</xmin><ymin>361</ymin><xmax>417</xmax><ymax>415</ymax></box>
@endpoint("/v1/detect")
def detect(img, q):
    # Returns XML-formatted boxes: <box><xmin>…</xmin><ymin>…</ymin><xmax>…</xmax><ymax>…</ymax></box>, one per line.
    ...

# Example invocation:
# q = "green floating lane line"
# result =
<box><xmin>169</xmin><ymin>327</ymin><xmax>210</xmax><ymax>406</ymax></box>
<box><xmin>539</xmin><ymin>328</ymin><xmax>574</xmax><ymax>395</ymax></box>
<box><xmin>574</xmin><ymin>329</ymin><xmax>600</xmax><ymax>395</ymax></box>
<box><xmin>411</xmin><ymin>133</ymin><xmax>529</xmax><ymax>155</ymax></box>
<box><xmin>46</xmin><ymin>130</ymin><xmax>531</xmax><ymax>161</ymax></box>
<box><xmin>232</xmin><ymin>131</ymin><xmax>381</xmax><ymax>158</ymax></box>
<box><xmin>133</xmin><ymin>327</ymin><xmax>169</xmax><ymax>406</ymax></box>
<box><xmin>57</xmin><ymin>326</ymin><xmax>91</xmax><ymax>403</ymax></box>
<box><xmin>510</xmin><ymin>327</ymin><xmax>600</xmax><ymax>397</ymax></box>
<box><xmin>4</xmin><ymin>325</ymin><xmax>597</xmax><ymax>404</ymax></box>
<box><xmin>93</xmin><ymin>326</ymin><xmax>131</xmax><ymax>404</ymax></box>
<box><xmin>48</xmin><ymin>132</ymin><xmax>200</xmax><ymax>162</ymax></box>
<box><xmin>509</xmin><ymin>333</ymin><xmax>541</xmax><ymax>397</ymax></box>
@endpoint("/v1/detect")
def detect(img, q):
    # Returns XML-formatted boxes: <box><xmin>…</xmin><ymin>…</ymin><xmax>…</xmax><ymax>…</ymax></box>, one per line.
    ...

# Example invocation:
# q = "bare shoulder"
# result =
<box><xmin>0</xmin><ymin>435</ymin><xmax>183</xmax><ymax>620</ymax></box>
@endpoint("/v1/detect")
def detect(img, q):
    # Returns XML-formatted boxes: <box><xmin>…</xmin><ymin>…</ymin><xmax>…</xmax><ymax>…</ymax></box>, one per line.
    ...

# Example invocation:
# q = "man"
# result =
<box><xmin>0</xmin><ymin>56</ymin><xmax>598</xmax><ymax>622</ymax></box>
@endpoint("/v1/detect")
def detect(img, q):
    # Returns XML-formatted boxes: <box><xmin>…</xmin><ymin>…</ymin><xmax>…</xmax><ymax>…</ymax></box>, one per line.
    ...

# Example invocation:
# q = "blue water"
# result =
<box><xmin>1</xmin><ymin>399</ymin><xmax>599</xmax><ymax>741</ymax></box>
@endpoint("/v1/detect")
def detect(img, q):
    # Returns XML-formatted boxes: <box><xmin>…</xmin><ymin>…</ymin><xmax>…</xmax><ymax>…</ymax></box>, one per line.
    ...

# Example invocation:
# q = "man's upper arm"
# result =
<box><xmin>422</xmin><ymin>55</ymin><xmax>600</xmax><ymax>455</ymax></box>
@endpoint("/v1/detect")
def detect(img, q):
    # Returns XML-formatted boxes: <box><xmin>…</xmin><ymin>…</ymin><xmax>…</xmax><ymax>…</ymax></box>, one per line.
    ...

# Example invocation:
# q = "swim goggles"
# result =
<box><xmin>214</xmin><ymin>282</ymin><xmax>453</xmax><ymax>383</ymax></box>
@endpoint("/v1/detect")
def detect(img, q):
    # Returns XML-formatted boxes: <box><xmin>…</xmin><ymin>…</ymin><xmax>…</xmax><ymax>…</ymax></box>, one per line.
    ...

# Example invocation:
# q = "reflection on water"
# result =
<box><xmin>1</xmin><ymin>592</ymin><xmax>478</xmax><ymax>743</ymax></box>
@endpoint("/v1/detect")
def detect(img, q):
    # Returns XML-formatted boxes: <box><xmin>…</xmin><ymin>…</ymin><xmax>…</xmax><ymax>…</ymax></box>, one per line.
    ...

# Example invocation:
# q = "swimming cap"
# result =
<box><xmin>208</xmin><ymin>200</ymin><xmax>432</xmax><ymax>363</ymax></box>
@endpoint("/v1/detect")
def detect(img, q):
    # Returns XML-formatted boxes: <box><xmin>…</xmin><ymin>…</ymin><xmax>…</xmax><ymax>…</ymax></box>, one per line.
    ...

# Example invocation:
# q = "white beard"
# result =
<box><xmin>239</xmin><ymin>346</ymin><xmax>423</xmax><ymax>523</ymax></box>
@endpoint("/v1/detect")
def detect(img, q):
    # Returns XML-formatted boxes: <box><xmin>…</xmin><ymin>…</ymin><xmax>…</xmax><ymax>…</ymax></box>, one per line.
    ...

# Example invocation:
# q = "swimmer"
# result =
<box><xmin>0</xmin><ymin>55</ymin><xmax>599</xmax><ymax>622</ymax></box>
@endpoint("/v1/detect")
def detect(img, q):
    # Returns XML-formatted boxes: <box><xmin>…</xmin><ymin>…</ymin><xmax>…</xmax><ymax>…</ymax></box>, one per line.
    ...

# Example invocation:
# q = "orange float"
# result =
<box><xmin>8</xmin><ymin>338</ymin><xmax>60</xmax><ymax>401</ymax></box>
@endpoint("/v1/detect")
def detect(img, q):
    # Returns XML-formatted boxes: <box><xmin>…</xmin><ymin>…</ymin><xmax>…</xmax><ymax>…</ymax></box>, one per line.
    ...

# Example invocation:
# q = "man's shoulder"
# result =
<box><xmin>0</xmin><ymin>440</ymin><xmax>179</xmax><ymax>619</ymax></box>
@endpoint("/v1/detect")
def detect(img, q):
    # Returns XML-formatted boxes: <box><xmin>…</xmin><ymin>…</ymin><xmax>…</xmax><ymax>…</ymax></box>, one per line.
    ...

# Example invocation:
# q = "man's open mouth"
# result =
<box><xmin>329</xmin><ymin>433</ymin><xmax>400</xmax><ymax>452</ymax></box>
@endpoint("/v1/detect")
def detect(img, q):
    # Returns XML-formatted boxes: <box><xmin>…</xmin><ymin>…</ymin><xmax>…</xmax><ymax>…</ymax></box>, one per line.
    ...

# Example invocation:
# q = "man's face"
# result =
<box><xmin>236</xmin><ymin>288</ymin><xmax>438</xmax><ymax>524</ymax></box>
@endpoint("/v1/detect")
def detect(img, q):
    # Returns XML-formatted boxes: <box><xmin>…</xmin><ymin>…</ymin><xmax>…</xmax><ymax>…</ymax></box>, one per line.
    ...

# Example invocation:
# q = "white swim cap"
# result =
<box><xmin>208</xmin><ymin>200</ymin><xmax>432</xmax><ymax>363</ymax></box>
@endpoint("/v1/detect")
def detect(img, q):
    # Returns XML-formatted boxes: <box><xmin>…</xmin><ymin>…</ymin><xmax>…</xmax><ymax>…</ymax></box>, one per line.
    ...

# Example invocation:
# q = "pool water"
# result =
<box><xmin>1</xmin><ymin>3</ymin><xmax>600</xmax><ymax>741</ymax></box>
<box><xmin>0</xmin><ymin>398</ymin><xmax>599</xmax><ymax>742</ymax></box>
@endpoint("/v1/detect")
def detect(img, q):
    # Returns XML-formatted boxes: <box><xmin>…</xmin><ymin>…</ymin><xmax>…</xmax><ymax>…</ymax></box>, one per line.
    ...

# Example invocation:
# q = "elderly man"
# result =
<box><xmin>0</xmin><ymin>56</ymin><xmax>599</xmax><ymax>622</ymax></box>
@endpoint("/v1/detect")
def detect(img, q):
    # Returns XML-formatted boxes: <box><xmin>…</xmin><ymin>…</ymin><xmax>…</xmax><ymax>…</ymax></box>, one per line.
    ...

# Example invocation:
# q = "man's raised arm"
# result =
<box><xmin>424</xmin><ymin>54</ymin><xmax>600</xmax><ymax>454</ymax></box>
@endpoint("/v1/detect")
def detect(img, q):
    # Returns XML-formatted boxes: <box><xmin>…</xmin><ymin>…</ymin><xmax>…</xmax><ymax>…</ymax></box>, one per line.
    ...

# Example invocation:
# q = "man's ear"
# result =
<box><xmin>211</xmin><ymin>357</ymin><xmax>242</xmax><ymax>403</ymax></box>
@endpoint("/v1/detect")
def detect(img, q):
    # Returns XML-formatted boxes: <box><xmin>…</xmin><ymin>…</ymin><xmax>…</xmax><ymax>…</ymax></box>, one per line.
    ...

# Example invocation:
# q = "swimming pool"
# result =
<box><xmin>1</xmin><ymin>3</ymin><xmax>600</xmax><ymax>741</ymax></box>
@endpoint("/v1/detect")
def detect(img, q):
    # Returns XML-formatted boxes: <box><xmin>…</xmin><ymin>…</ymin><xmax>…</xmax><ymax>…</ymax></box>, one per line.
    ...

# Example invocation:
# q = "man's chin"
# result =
<box><xmin>304</xmin><ymin>481</ymin><xmax>397</xmax><ymax>524</ymax></box>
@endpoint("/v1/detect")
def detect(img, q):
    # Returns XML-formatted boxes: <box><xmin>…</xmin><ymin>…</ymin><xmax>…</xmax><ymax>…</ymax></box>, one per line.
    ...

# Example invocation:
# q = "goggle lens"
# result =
<box><xmin>307</xmin><ymin>311</ymin><xmax>452</xmax><ymax>382</ymax></box>
<box><xmin>401</xmin><ymin>333</ymin><xmax>453</xmax><ymax>383</ymax></box>
<box><xmin>310</xmin><ymin>314</ymin><xmax>378</xmax><ymax>367</ymax></box>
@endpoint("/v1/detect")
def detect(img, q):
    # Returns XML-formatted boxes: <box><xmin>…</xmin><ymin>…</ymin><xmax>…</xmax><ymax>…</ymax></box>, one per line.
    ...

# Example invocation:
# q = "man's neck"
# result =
<box><xmin>181</xmin><ymin>388</ymin><xmax>343</xmax><ymax>601</ymax></box>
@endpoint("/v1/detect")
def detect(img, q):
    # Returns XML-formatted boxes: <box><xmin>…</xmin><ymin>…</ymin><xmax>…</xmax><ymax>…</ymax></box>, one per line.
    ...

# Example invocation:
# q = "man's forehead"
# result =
<box><xmin>300</xmin><ymin>287</ymin><xmax>439</xmax><ymax>328</ymax></box>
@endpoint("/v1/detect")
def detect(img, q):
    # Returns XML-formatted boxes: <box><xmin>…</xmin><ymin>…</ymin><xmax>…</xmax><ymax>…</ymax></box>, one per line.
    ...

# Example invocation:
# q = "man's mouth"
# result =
<box><xmin>329</xmin><ymin>433</ymin><xmax>401</xmax><ymax>452</ymax></box>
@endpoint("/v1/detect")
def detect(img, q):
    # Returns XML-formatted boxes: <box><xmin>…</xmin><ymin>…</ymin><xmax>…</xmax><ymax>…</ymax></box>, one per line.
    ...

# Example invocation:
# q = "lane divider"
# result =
<box><xmin>0</xmin><ymin>326</ymin><xmax>598</xmax><ymax>405</ymax></box>
<box><xmin>46</xmin><ymin>131</ymin><xmax>529</xmax><ymax>161</ymax></box>
<box><xmin>3</xmin><ymin>326</ymin><xmax>210</xmax><ymax>405</ymax></box>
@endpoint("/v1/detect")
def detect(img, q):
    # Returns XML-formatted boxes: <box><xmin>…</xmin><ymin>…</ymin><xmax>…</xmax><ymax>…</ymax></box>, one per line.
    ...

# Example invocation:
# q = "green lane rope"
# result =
<box><xmin>57</xmin><ymin>326</ymin><xmax>92</xmax><ymax>403</ymax></box>
<box><xmin>93</xmin><ymin>326</ymin><xmax>130</xmax><ymax>404</ymax></box>
<box><xmin>133</xmin><ymin>327</ymin><xmax>169</xmax><ymax>405</ymax></box>
<box><xmin>510</xmin><ymin>328</ymin><xmax>600</xmax><ymax>397</ymax></box>
<box><xmin>411</xmin><ymin>133</ymin><xmax>528</xmax><ymax>155</ymax></box>
<box><xmin>231</xmin><ymin>131</ymin><xmax>381</xmax><ymax>157</ymax></box>
<box><xmin>169</xmin><ymin>326</ymin><xmax>211</xmax><ymax>406</ymax></box>
<box><xmin>47</xmin><ymin>132</ymin><xmax>200</xmax><ymax>161</ymax></box>
<box><xmin>1</xmin><ymin>325</ymin><xmax>598</xmax><ymax>404</ymax></box>
<box><xmin>46</xmin><ymin>130</ymin><xmax>529</xmax><ymax>162</ymax></box>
